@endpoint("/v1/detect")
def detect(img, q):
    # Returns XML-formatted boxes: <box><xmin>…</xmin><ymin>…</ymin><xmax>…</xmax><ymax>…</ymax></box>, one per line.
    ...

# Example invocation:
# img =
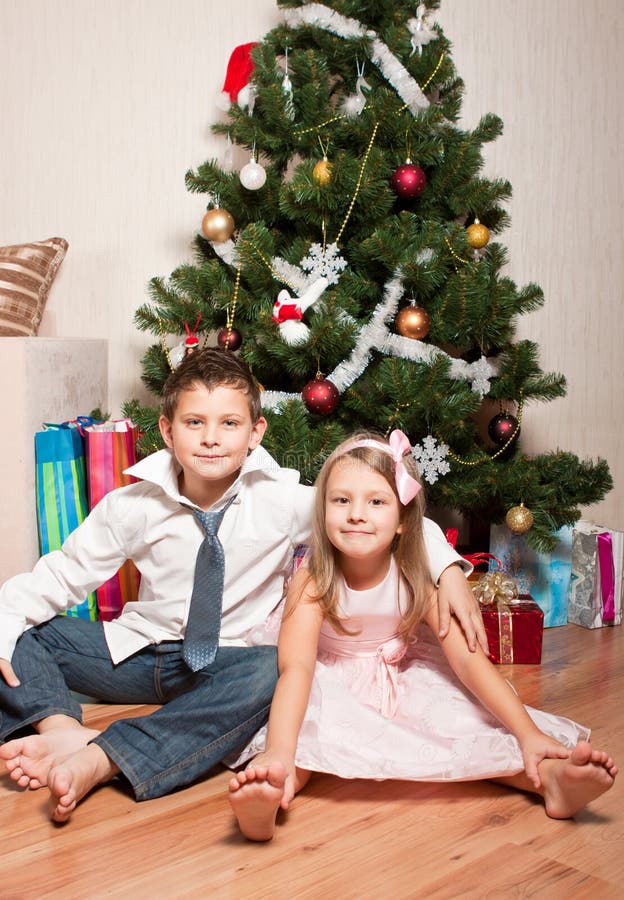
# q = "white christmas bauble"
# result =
<box><xmin>240</xmin><ymin>160</ymin><xmax>267</xmax><ymax>191</ymax></box>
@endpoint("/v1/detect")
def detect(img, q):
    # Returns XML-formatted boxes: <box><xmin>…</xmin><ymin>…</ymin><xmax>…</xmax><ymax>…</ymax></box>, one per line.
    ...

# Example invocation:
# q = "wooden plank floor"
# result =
<box><xmin>1</xmin><ymin>623</ymin><xmax>622</xmax><ymax>899</ymax></box>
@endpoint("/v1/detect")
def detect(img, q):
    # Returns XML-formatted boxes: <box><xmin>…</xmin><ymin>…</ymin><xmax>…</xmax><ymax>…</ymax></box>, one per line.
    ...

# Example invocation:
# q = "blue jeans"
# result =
<box><xmin>0</xmin><ymin>616</ymin><xmax>277</xmax><ymax>800</ymax></box>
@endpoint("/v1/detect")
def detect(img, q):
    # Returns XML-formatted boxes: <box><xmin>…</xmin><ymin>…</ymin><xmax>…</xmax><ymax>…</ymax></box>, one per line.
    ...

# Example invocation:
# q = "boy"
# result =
<box><xmin>0</xmin><ymin>349</ymin><xmax>483</xmax><ymax>822</ymax></box>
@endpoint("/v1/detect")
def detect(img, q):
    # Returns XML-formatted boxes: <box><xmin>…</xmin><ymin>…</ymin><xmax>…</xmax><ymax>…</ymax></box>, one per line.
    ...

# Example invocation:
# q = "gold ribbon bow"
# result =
<box><xmin>472</xmin><ymin>571</ymin><xmax>519</xmax><ymax>606</ymax></box>
<box><xmin>472</xmin><ymin>571</ymin><xmax>519</xmax><ymax>663</ymax></box>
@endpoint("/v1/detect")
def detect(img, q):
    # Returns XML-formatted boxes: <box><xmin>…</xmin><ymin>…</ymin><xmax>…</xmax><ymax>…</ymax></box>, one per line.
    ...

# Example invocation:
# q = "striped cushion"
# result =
<box><xmin>0</xmin><ymin>237</ymin><xmax>68</xmax><ymax>336</ymax></box>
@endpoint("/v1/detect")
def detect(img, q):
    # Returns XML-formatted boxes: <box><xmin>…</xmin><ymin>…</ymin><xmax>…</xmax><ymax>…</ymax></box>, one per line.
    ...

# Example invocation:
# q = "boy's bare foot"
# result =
<box><xmin>541</xmin><ymin>741</ymin><xmax>617</xmax><ymax>819</ymax></box>
<box><xmin>0</xmin><ymin>724</ymin><xmax>100</xmax><ymax>790</ymax></box>
<box><xmin>228</xmin><ymin>762</ymin><xmax>287</xmax><ymax>841</ymax></box>
<box><xmin>47</xmin><ymin>743</ymin><xmax>119</xmax><ymax>823</ymax></box>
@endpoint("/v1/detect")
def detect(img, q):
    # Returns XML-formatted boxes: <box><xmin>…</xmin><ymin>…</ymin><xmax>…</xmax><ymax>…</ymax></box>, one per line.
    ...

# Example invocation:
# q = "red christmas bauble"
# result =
<box><xmin>488</xmin><ymin>412</ymin><xmax>520</xmax><ymax>446</ymax></box>
<box><xmin>302</xmin><ymin>375</ymin><xmax>339</xmax><ymax>416</ymax></box>
<box><xmin>217</xmin><ymin>327</ymin><xmax>242</xmax><ymax>351</ymax></box>
<box><xmin>390</xmin><ymin>162</ymin><xmax>426</xmax><ymax>199</ymax></box>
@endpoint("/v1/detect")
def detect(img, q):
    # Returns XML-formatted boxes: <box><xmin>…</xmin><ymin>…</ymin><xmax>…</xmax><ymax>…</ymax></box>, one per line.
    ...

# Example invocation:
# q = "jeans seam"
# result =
<box><xmin>152</xmin><ymin>653</ymin><xmax>168</xmax><ymax>704</ymax></box>
<box><xmin>92</xmin><ymin>734</ymin><xmax>143</xmax><ymax>794</ymax></box>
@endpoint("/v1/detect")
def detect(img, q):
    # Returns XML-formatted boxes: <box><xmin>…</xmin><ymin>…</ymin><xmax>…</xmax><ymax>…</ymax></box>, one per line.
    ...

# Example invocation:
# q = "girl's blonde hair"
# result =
<box><xmin>308</xmin><ymin>432</ymin><xmax>434</xmax><ymax>638</ymax></box>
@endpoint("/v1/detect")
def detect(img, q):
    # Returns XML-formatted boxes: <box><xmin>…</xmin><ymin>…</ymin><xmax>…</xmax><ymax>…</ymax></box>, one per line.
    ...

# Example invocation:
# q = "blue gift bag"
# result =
<box><xmin>489</xmin><ymin>524</ymin><xmax>572</xmax><ymax>627</ymax></box>
<box><xmin>34</xmin><ymin>423</ymin><xmax>98</xmax><ymax>620</ymax></box>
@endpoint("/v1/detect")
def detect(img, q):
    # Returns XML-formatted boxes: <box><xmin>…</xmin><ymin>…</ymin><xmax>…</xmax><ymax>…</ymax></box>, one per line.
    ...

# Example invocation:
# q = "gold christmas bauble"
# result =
<box><xmin>396</xmin><ymin>304</ymin><xmax>431</xmax><ymax>340</ymax></box>
<box><xmin>201</xmin><ymin>207</ymin><xmax>235</xmax><ymax>242</ymax></box>
<box><xmin>505</xmin><ymin>502</ymin><xmax>534</xmax><ymax>534</ymax></box>
<box><xmin>312</xmin><ymin>157</ymin><xmax>333</xmax><ymax>186</ymax></box>
<box><xmin>466</xmin><ymin>218</ymin><xmax>490</xmax><ymax>249</ymax></box>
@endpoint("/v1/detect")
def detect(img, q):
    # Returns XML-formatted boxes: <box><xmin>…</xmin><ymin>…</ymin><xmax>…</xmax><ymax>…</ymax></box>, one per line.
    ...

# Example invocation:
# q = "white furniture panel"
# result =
<box><xmin>1</xmin><ymin>338</ymin><xmax>108</xmax><ymax>583</ymax></box>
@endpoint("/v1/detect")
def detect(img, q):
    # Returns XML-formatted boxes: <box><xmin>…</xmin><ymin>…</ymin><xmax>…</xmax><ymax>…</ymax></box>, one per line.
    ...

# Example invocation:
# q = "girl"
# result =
<box><xmin>228</xmin><ymin>431</ymin><xmax>616</xmax><ymax>841</ymax></box>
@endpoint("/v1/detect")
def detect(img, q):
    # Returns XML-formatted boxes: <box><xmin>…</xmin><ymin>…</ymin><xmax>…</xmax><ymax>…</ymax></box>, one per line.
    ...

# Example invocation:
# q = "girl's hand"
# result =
<box><xmin>520</xmin><ymin>731</ymin><xmax>571</xmax><ymax>789</ymax></box>
<box><xmin>437</xmin><ymin>564</ymin><xmax>489</xmax><ymax>654</ymax></box>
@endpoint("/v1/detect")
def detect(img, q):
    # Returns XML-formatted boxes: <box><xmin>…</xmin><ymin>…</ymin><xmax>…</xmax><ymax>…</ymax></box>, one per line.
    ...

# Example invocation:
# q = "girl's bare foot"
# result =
<box><xmin>47</xmin><ymin>744</ymin><xmax>119</xmax><ymax>823</ymax></box>
<box><xmin>228</xmin><ymin>762</ymin><xmax>287</xmax><ymax>841</ymax></box>
<box><xmin>0</xmin><ymin>724</ymin><xmax>100</xmax><ymax>790</ymax></box>
<box><xmin>541</xmin><ymin>741</ymin><xmax>617</xmax><ymax>819</ymax></box>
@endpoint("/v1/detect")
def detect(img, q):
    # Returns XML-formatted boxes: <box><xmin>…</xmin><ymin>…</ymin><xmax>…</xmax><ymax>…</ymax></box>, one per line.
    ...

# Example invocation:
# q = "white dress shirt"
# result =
<box><xmin>0</xmin><ymin>445</ymin><xmax>467</xmax><ymax>664</ymax></box>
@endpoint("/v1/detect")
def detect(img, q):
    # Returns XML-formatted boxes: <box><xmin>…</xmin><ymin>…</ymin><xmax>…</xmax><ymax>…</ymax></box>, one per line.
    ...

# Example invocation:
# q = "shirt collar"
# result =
<box><xmin>124</xmin><ymin>444</ymin><xmax>300</xmax><ymax>505</ymax></box>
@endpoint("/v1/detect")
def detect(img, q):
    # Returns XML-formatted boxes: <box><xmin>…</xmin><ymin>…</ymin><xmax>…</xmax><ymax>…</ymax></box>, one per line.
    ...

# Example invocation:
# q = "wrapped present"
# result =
<box><xmin>489</xmin><ymin>524</ymin><xmax>571</xmax><ymax>627</ymax></box>
<box><xmin>567</xmin><ymin>521</ymin><xmax>623</xmax><ymax>628</ymax></box>
<box><xmin>472</xmin><ymin>571</ymin><xmax>543</xmax><ymax>664</ymax></box>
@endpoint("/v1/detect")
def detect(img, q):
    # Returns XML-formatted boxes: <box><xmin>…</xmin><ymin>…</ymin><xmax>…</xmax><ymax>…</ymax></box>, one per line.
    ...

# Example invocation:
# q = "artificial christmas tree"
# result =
<box><xmin>125</xmin><ymin>0</ymin><xmax>611</xmax><ymax>551</ymax></box>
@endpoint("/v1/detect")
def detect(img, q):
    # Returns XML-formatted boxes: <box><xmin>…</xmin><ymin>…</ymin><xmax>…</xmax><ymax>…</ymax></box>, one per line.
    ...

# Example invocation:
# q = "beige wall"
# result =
<box><xmin>1</xmin><ymin>0</ymin><xmax>622</xmax><ymax>527</ymax></box>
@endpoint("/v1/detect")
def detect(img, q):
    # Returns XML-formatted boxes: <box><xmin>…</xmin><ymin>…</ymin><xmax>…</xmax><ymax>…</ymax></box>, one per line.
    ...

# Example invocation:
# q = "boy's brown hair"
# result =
<box><xmin>161</xmin><ymin>349</ymin><xmax>262</xmax><ymax>422</ymax></box>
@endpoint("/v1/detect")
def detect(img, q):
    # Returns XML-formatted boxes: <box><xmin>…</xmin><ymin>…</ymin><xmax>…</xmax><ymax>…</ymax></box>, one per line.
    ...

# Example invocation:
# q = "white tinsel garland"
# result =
<box><xmin>203</xmin><ymin>235</ymin><xmax>496</xmax><ymax>408</ymax></box>
<box><xmin>282</xmin><ymin>4</ymin><xmax>430</xmax><ymax>115</ymax></box>
<box><xmin>270</xmin><ymin>257</ymin><xmax>309</xmax><ymax>293</ymax></box>
<box><xmin>261</xmin><ymin>270</ymin><xmax>499</xmax><ymax>411</ymax></box>
<box><xmin>208</xmin><ymin>238</ymin><xmax>239</xmax><ymax>268</ymax></box>
<box><xmin>262</xmin><ymin>389</ymin><xmax>301</xmax><ymax>407</ymax></box>
<box><xmin>208</xmin><ymin>240</ymin><xmax>310</xmax><ymax>294</ymax></box>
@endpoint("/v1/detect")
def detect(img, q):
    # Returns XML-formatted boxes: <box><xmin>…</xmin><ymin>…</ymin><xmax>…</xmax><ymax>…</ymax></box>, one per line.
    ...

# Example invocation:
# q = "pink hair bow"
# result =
<box><xmin>388</xmin><ymin>430</ymin><xmax>421</xmax><ymax>504</ymax></box>
<box><xmin>342</xmin><ymin>429</ymin><xmax>421</xmax><ymax>505</ymax></box>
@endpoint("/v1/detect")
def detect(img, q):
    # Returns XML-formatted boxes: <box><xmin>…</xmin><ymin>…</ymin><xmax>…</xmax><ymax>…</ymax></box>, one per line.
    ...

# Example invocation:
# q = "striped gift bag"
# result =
<box><xmin>34</xmin><ymin>422</ymin><xmax>98</xmax><ymax>620</ymax></box>
<box><xmin>83</xmin><ymin>419</ymin><xmax>141</xmax><ymax>621</ymax></box>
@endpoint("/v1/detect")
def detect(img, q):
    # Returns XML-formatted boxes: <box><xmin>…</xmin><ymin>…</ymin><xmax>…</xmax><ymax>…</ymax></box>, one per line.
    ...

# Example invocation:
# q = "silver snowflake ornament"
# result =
<box><xmin>469</xmin><ymin>356</ymin><xmax>492</xmax><ymax>398</ymax></box>
<box><xmin>301</xmin><ymin>242</ymin><xmax>348</xmax><ymax>286</ymax></box>
<box><xmin>411</xmin><ymin>434</ymin><xmax>451</xmax><ymax>485</ymax></box>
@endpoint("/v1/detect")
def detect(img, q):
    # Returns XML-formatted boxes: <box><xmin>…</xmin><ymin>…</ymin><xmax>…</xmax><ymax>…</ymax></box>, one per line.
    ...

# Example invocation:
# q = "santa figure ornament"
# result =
<box><xmin>169</xmin><ymin>314</ymin><xmax>202</xmax><ymax>368</ymax></box>
<box><xmin>216</xmin><ymin>43</ymin><xmax>258</xmax><ymax>112</ymax></box>
<box><xmin>272</xmin><ymin>278</ymin><xmax>328</xmax><ymax>345</ymax></box>
<box><xmin>184</xmin><ymin>314</ymin><xmax>201</xmax><ymax>354</ymax></box>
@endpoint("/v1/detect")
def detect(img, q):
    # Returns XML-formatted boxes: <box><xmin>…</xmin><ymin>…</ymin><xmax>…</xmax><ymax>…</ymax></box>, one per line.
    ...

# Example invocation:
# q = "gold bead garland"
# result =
<box><xmin>385</xmin><ymin>402</ymin><xmax>411</xmax><ymax>437</ymax></box>
<box><xmin>397</xmin><ymin>53</ymin><xmax>446</xmax><ymax>112</ymax></box>
<box><xmin>422</xmin><ymin>53</ymin><xmax>446</xmax><ymax>91</ymax></box>
<box><xmin>294</xmin><ymin>114</ymin><xmax>347</xmax><ymax>137</ymax></box>
<box><xmin>157</xmin><ymin>316</ymin><xmax>175</xmax><ymax>372</ymax></box>
<box><xmin>444</xmin><ymin>235</ymin><xmax>471</xmax><ymax>267</ymax></box>
<box><xmin>251</xmin><ymin>123</ymin><xmax>379</xmax><ymax>288</ymax></box>
<box><xmin>205</xmin><ymin>54</ymin><xmax>448</xmax><ymax>368</ymax></box>
<box><xmin>335</xmin><ymin>122</ymin><xmax>379</xmax><ymax>245</ymax></box>
<box><xmin>445</xmin><ymin>398</ymin><xmax>524</xmax><ymax>468</ymax></box>
<box><xmin>221</xmin><ymin>264</ymin><xmax>242</xmax><ymax>351</ymax></box>
<box><xmin>251</xmin><ymin>244</ymin><xmax>300</xmax><ymax>293</ymax></box>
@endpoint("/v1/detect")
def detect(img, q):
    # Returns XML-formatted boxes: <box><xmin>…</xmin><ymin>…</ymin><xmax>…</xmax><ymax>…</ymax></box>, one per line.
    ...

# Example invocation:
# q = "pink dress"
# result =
<box><xmin>236</xmin><ymin>558</ymin><xmax>589</xmax><ymax>780</ymax></box>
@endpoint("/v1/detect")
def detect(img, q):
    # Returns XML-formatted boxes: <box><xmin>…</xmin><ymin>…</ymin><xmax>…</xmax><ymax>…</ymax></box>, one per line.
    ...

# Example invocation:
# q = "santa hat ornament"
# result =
<box><xmin>167</xmin><ymin>315</ymin><xmax>202</xmax><ymax>369</ymax></box>
<box><xmin>216</xmin><ymin>42</ymin><xmax>258</xmax><ymax>113</ymax></box>
<box><xmin>184</xmin><ymin>314</ymin><xmax>202</xmax><ymax>353</ymax></box>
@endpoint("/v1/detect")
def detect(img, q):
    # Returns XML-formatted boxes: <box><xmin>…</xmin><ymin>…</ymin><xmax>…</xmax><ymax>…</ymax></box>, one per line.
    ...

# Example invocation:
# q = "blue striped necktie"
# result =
<box><xmin>183</xmin><ymin>495</ymin><xmax>236</xmax><ymax>672</ymax></box>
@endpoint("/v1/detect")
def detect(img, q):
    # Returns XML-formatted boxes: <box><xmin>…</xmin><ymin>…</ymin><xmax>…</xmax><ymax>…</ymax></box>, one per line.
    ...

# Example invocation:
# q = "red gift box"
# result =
<box><xmin>481</xmin><ymin>594</ymin><xmax>544</xmax><ymax>664</ymax></box>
